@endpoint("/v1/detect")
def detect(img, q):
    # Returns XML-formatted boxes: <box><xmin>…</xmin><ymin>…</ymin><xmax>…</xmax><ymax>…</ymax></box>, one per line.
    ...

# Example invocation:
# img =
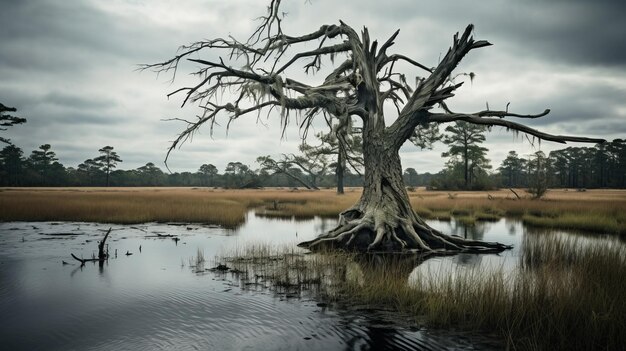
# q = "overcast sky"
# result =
<box><xmin>1</xmin><ymin>0</ymin><xmax>624</xmax><ymax>174</ymax></box>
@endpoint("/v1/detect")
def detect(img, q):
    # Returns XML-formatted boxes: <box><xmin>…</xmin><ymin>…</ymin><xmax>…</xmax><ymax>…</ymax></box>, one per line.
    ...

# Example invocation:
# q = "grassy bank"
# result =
<box><xmin>0</xmin><ymin>187</ymin><xmax>358</xmax><ymax>227</ymax></box>
<box><xmin>217</xmin><ymin>234</ymin><xmax>626</xmax><ymax>350</ymax></box>
<box><xmin>0</xmin><ymin>187</ymin><xmax>256</xmax><ymax>227</ymax></box>
<box><xmin>408</xmin><ymin>189</ymin><xmax>626</xmax><ymax>234</ymax></box>
<box><xmin>1</xmin><ymin>187</ymin><xmax>624</xmax><ymax>234</ymax></box>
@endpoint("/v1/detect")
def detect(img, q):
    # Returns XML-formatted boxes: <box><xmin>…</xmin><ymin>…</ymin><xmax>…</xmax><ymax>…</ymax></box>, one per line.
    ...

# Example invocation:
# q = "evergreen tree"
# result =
<box><xmin>441</xmin><ymin>122</ymin><xmax>490</xmax><ymax>189</ymax></box>
<box><xmin>498</xmin><ymin>151</ymin><xmax>525</xmax><ymax>187</ymax></box>
<box><xmin>28</xmin><ymin>144</ymin><xmax>58</xmax><ymax>185</ymax></box>
<box><xmin>94</xmin><ymin>146</ymin><xmax>122</xmax><ymax>187</ymax></box>
<box><xmin>0</xmin><ymin>103</ymin><xmax>27</xmax><ymax>145</ymax></box>
<box><xmin>0</xmin><ymin>144</ymin><xmax>25</xmax><ymax>185</ymax></box>
<box><xmin>198</xmin><ymin>163</ymin><xmax>218</xmax><ymax>186</ymax></box>
<box><xmin>137</xmin><ymin>162</ymin><xmax>164</xmax><ymax>186</ymax></box>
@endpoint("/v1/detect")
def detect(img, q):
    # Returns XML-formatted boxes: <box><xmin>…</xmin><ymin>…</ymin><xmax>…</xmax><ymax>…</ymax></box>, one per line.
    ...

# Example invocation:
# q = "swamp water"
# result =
<box><xmin>0</xmin><ymin>211</ymin><xmax>619</xmax><ymax>350</ymax></box>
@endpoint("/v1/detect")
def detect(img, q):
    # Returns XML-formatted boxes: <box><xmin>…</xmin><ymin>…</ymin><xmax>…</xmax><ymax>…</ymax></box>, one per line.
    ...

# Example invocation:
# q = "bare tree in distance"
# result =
<box><xmin>143</xmin><ymin>0</ymin><xmax>605</xmax><ymax>254</ymax></box>
<box><xmin>314</xmin><ymin>117</ymin><xmax>364</xmax><ymax>194</ymax></box>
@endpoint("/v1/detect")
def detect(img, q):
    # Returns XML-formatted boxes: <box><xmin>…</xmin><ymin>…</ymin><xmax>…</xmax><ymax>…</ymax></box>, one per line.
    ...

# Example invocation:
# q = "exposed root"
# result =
<box><xmin>298</xmin><ymin>209</ymin><xmax>511</xmax><ymax>255</ymax></box>
<box><xmin>400</xmin><ymin>220</ymin><xmax>434</xmax><ymax>252</ymax></box>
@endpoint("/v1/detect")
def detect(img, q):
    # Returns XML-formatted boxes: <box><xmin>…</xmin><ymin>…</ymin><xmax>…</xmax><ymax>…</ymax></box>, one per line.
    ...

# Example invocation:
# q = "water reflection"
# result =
<box><xmin>0</xmin><ymin>213</ymin><xmax>621</xmax><ymax>351</ymax></box>
<box><xmin>223</xmin><ymin>249</ymin><xmax>503</xmax><ymax>350</ymax></box>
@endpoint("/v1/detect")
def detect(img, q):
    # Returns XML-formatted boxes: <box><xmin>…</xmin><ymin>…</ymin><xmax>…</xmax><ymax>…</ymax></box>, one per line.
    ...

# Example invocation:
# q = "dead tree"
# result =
<box><xmin>71</xmin><ymin>228</ymin><xmax>112</xmax><ymax>265</ymax></box>
<box><xmin>143</xmin><ymin>0</ymin><xmax>604</xmax><ymax>254</ymax></box>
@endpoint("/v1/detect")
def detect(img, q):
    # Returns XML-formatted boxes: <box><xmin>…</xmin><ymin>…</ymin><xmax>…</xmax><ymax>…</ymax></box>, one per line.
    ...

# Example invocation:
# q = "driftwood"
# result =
<box><xmin>71</xmin><ymin>228</ymin><xmax>112</xmax><ymax>265</ymax></box>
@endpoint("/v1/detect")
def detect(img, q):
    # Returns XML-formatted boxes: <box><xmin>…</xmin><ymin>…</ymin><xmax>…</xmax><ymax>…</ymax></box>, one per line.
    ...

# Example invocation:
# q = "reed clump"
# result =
<box><xmin>217</xmin><ymin>244</ymin><xmax>352</xmax><ymax>297</ymax></box>
<box><xmin>189</xmin><ymin>248</ymin><xmax>206</xmax><ymax>272</ymax></box>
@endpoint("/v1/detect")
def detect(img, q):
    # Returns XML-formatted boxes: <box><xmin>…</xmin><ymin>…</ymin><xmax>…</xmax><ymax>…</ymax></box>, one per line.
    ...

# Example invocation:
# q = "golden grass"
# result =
<box><xmin>408</xmin><ymin>188</ymin><xmax>626</xmax><ymax>234</ymax></box>
<box><xmin>523</xmin><ymin>213</ymin><xmax>626</xmax><ymax>234</ymax></box>
<box><xmin>0</xmin><ymin>187</ymin><xmax>255</xmax><ymax>227</ymax></box>
<box><xmin>1</xmin><ymin>187</ymin><xmax>624</xmax><ymax>233</ymax></box>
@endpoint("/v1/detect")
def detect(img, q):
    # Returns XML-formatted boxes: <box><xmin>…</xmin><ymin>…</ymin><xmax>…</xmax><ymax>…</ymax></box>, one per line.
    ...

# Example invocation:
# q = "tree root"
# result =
<box><xmin>298</xmin><ymin>210</ymin><xmax>511</xmax><ymax>254</ymax></box>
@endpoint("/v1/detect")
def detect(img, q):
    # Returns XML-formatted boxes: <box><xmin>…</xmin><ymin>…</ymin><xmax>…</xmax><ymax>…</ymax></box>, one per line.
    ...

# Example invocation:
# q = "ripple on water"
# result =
<box><xmin>0</xmin><ymin>217</ymin><xmax>549</xmax><ymax>350</ymax></box>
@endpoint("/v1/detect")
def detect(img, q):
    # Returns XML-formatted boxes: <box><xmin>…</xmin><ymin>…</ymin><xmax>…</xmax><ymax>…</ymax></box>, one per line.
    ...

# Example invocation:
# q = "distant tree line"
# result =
<box><xmin>2</xmin><ymin>140</ymin><xmax>623</xmax><ymax>190</ymax></box>
<box><xmin>1</xmin><ymin>108</ymin><xmax>623</xmax><ymax>190</ymax></box>
<box><xmin>0</xmin><ymin>143</ymin><xmax>365</xmax><ymax>188</ymax></box>
<box><xmin>496</xmin><ymin>141</ymin><xmax>626</xmax><ymax>189</ymax></box>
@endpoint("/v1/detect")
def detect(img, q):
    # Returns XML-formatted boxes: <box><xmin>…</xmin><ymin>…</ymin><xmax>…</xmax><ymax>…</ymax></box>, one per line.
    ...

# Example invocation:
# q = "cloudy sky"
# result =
<box><xmin>1</xmin><ymin>0</ymin><xmax>624</xmax><ymax>174</ymax></box>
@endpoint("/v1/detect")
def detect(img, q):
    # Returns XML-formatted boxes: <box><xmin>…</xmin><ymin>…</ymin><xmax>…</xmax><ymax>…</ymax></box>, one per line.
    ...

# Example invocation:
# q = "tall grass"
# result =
<box><xmin>189</xmin><ymin>248</ymin><xmax>206</xmax><ymax>271</ymax></box>
<box><xmin>1</xmin><ymin>187</ymin><xmax>624</xmax><ymax>234</ymax></box>
<box><xmin>219</xmin><ymin>234</ymin><xmax>626</xmax><ymax>350</ymax></box>
<box><xmin>219</xmin><ymin>243</ymin><xmax>344</xmax><ymax>295</ymax></box>
<box><xmin>0</xmin><ymin>188</ymin><xmax>253</xmax><ymax>227</ymax></box>
<box><xmin>523</xmin><ymin>212</ymin><xmax>626</xmax><ymax>234</ymax></box>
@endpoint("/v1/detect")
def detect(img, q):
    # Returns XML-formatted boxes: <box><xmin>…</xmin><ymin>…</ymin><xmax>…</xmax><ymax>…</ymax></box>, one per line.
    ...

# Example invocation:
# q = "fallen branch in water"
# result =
<box><xmin>71</xmin><ymin>228</ymin><xmax>112</xmax><ymax>266</ymax></box>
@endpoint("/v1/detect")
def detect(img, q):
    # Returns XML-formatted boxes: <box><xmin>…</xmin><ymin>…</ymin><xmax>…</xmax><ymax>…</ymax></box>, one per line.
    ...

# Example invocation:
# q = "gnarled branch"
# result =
<box><xmin>427</xmin><ymin>112</ymin><xmax>606</xmax><ymax>144</ymax></box>
<box><xmin>387</xmin><ymin>24</ymin><xmax>491</xmax><ymax>146</ymax></box>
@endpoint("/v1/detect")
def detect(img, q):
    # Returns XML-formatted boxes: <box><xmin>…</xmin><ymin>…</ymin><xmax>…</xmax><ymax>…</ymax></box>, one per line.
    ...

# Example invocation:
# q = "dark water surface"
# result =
<box><xmin>0</xmin><ymin>213</ymin><xmax>614</xmax><ymax>350</ymax></box>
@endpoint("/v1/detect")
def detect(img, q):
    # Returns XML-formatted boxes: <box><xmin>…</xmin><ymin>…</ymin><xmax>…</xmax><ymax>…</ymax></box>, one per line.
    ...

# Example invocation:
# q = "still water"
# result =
<box><xmin>0</xmin><ymin>212</ymin><xmax>614</xmax><ymax>350</ymax></box>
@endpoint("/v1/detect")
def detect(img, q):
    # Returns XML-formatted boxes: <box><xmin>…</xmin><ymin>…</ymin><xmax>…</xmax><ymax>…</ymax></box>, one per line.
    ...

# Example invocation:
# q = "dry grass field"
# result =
<box><xmin>1</xmin><ymin>187</ymin><xmax>625</xmax><ymax>233</ymax></box>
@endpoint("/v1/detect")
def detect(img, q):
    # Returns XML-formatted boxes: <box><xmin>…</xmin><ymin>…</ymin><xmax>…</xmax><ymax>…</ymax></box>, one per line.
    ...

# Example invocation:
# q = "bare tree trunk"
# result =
<box><xmin>464</xmin><ymin>147</ymin><xmax>469</xmax><ymax>188</ymax></box>
<box><xmin>299</xmin><ymin>134</ymin><xmax>510</xmax><ymax>253</ymax></box>
<box><xmin>337</xmin><ymin>149</ymin><xmax>345</xmax><ymax>194</ymax></box>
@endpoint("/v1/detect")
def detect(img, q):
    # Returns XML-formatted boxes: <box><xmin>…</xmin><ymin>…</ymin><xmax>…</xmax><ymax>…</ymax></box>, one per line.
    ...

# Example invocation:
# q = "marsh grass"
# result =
<box><xmin>189</xmin><ymin>248</ymin><xmax>206</xmax><ymax>272</ymax></box>
<box><xmin>1</xmin><ymin>187</ymin><xmax>624</xmax><ymax>234</ymax></box>
<box><xmin>412</xmin><ymin>190</ymin><xmax>626</xmax><ymax>235</ymax></box>
<box><xmin>0</xmin><ymin>188</ymin><xmax>253</xmax><ymax>227</ymax></box>
<box><xmin>216</xmin><ymin>244</ymin><xmax>352</xmax><ymax>296</ymax></box>
<box><xmin>455</xmin><ymin>216</ymin><xmax>477</xmax><ymax>226</ymax></box>
<box><xmin>219</xmin><ymin>234</ymin><xmax>626</xmax><ymax>350</ymax></box>
<box><xmin>523</xmin><ymin>212</ymin><xmax>626</xmax><ymax>234</ymax></box>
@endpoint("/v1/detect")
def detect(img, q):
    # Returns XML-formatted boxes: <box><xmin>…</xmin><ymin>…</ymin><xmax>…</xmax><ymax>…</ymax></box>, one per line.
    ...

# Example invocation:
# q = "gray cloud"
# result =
<box><xmin>0</xmin><ymin>0</ymin><xmax>623</xmax><ymax>174</ymax></box>
<box><xmin>502</xmin><ymin>0</ymin><xmax>626</xmax><ymax>67</ymax></box>
<box><xmin>331</xmin><ymin>0</ymin><xmax>626</xmax><ymax>67</ymax></box>
<box><xmin>42</xmin><ymin>92</ymin><xmax>115</xmax><ymax>110</ymax></box>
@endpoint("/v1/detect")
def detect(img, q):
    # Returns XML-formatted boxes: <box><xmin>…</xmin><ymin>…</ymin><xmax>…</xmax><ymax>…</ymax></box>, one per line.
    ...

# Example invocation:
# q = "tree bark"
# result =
<box><xmin>464</xmin><ymin>145</ymin><xmax>469</xmax><ymax>188</ymax></box>
<box><xmin>299</xmin><ymin>134</ymin><xmax>510</xmax><ymax>253</ymax></box>
<box><xmin>336</xmin><ymin>149</ymin><xmax>345</xmax><ymax>194</ymax></box>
